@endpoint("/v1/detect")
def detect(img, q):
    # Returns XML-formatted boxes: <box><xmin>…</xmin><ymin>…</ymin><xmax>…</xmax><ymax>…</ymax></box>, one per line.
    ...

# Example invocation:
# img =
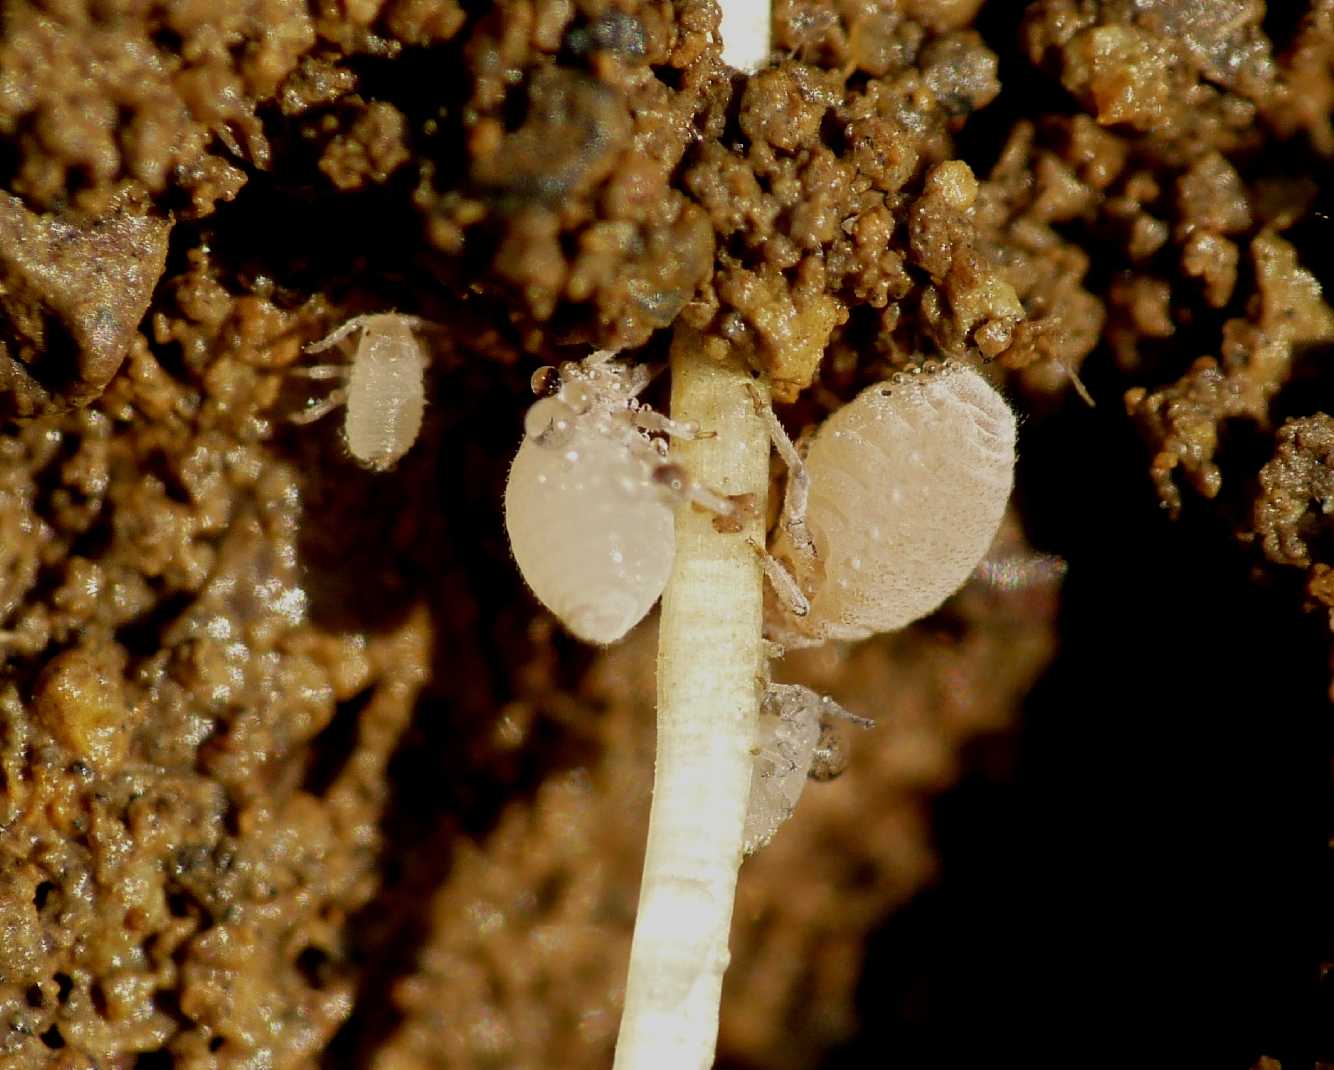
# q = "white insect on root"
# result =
<box><xmin>744</xmin><ymin>682</ymin><xmax>874</xmax><ymax>854</ymax></box>
<box><xmin>764</xmin><ymin>360</ymin><xmax>1018</xmax><ymax>646</ymax></box>
<box><xmin>295</xmin><ymin>313</ymin><xmax>430</xmax><ymax>471</ymax></box>
<box><xmin>505</xmin><ymin>350</ymin><xmax>733</xmax><ymax>645</ymax></box>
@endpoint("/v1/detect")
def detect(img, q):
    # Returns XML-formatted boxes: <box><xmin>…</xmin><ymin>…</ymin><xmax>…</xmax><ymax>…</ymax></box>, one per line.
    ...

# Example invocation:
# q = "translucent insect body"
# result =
<box><xmin>294</xmin><ymin>313</ymin><xmax>429</xmax><ymax>471</ymax></box>
<box><xmin>744</xmin><ymin>683</ymin><xmax>874</xmax><ymax>854</ymax></box>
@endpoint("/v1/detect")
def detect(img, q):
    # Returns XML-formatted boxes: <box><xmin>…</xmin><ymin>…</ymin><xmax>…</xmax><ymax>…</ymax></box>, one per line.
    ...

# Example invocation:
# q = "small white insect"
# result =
<box><xmin>744</xmin><ymin>682</ymin><xmax>873</xmax><ymax>854</ymax></box>
<box><xmin>504</xmin><ymin>351</ymin><xmax>723</xmax><ymax>645</ymax></box>
<box><xmin>293</xmin><ymin>313</ymin><xmax>430</xmax><ymax>471</ymax></box>
<box><xmin>762</xmin><ymin>361</ymin><xmax>1017</xmax><ymax>646</ymax></box>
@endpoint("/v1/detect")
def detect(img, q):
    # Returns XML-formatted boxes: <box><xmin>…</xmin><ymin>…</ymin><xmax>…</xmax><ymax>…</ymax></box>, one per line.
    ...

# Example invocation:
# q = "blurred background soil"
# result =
<box><xmin>0</xmin><ymin>0</ymin><xmax>1331</xmax><ymax>1066</ymax></box>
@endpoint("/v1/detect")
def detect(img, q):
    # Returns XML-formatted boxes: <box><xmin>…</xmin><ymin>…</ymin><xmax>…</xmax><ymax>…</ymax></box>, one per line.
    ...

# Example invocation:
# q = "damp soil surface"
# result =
<box><xmin>1</xmin><ymin>0</ymin><xmax>1332</xmax><ymax>1067</ymax></box>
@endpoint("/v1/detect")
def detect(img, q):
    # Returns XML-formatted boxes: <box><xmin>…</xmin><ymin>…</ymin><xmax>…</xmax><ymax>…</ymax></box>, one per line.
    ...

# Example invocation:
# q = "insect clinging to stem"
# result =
<box><xmin>758</xmin><ymin>360</ymin><xmax>1018</xmax><ymax>646</ymax></box>
<box><xmin>293</xmin><ymin>312</ymin><xmax>431</xmax><ymax>471</ymax></box>
<box><xmin>504</xmin><ymin>350</ymin><xmax>738</xmax><ymax>645</ymax></box>
<box><xmin>744</xmin><ymin>682</ymin><xmax>874</xmax><ymax>854</ymax></box>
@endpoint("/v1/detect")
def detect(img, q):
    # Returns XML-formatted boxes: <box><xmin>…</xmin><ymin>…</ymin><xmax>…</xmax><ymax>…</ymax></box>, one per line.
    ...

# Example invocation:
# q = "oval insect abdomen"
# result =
<box><xmin>344</xmin><ymin>319</ymin><xmax>427</xmax><ymax>470</ymax></box>
<box><xmin>799</xmin><ymin>364</ymin><xmax>1016</xmax><ymax>639</ymax></box>
<box><xmin>505</xmin><ymin>426</ymin><xmax>675</xmax><ymax>644</ymax></box>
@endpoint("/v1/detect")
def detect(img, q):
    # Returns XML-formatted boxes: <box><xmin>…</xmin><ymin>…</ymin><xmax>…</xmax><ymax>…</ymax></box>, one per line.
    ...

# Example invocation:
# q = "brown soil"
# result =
<box><xmin>1</xmin><ymin>0</ymin><xmax>1331</xmax><ymax>1067</ymax></box>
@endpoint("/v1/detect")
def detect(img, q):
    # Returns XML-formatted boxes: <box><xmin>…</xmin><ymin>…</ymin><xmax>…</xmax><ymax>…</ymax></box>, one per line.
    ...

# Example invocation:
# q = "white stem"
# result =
<box><xmin>719</xmin><ymin>0</ymin><xmax>771</xmax><ymax>73</ymax></box>
<box><xmin>614</xmin><ymin>329</ymin><xmax>769</xmax><ymax>1070</ymax></box>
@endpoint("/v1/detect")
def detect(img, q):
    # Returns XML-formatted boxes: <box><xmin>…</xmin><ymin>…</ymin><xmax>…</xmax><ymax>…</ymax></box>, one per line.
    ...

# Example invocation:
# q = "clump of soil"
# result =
<box><xmin>1</xmin><ymin>0</ymin><xmax>1331</xmax><ymax>1067</ymax></box>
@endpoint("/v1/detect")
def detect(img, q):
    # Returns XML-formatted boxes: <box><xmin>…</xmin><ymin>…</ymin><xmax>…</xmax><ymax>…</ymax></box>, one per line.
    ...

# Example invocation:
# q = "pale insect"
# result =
<box><xmin>759</xmin><ymin>361</ymin><xmax>1017</xmax><ymax>646</ymax></box>
<box><xmin>505</xmin><ymin>351</ymin><xmax>728</xmax><ymax>645</ymax></box>
<box><xmin>293</xmin><ymin>313</ymin><xmax>430</xmax><ymax>471</ymax></box>
<box><xmin>743</xmin><ymin>682</ymin><xmax>874</xmax><ymax>854</ymax></box>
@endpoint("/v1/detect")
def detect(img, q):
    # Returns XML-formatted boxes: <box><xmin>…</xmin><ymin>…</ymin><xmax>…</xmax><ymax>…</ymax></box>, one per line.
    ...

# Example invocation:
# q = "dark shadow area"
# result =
<box><xmin>829</xmin><ymin>380</ymin><xmax>1334</xmax><ymax>1069</ymax></box>
<box><xmin>302</xmin><ymin>686</ymin><xmax>375</xmax><ymax>797</ymax></box>
<box><xmin>318</xmin><ymin>358</ymin><xmax>602</xmax><ymax>1067</ymax></box>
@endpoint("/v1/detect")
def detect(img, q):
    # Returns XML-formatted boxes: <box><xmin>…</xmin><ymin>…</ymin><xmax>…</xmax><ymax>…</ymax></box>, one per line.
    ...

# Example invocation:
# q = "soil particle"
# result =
<box><xmin>1255</xmin><ymin>414</ymin><xmax>1334</xmax><ymax>570</ymax></box>
<box><xmin>920</xmin><ymin>30</ymin><xmax>1000</xmax><ymax>116</ymax></box>
<box><xmin>909</xmin><ymin>159</ymin><xmax>1025</xmax><ymax>360</ymax></box>
<box><xmin>408</xmin><ymin>0</ymin><xmax>725</xmax><ymax>351</ymax></box>
<box><xmin>1022</xmin><ymin>0</ymin><xmax>1272</xmax><ymax>157</ymax></box>
<box><xmin>0</xmin><ymin>0</ymin><xmax>312</xmax><ymax>214</ymax></box>
<box><xmin>0</xmin><ymin>192</ymin><xmax>170</xmax><ymax>419</ymax></box>
<box><xmin>471</xmin><ymin>68</ymin><xmax>632</xmax><ymax>201</ymax></box>
<box><xmin>1270</xmin><ymin>0</ymin><xmax>1334</xmax><ymax>154</ymax></box>
<box><xmin>318</xmin><ymin>101</ymin><xmax>412</xmax><ymax>191</ymax></box>
<box><xmin>33</xmin><ymin>641</ymin><xmax>132</xmax><ymax>775</ymax></box>
<box><xmin>739</xmin><ymin>67</ymin><xmax>829</xmax><ymax>153</ymax></box>
<box><xmin>1126</xmin><ymin>232</ymin><xmax>1334</xmax><ymax>514</ymax></box>
<box><xmin>684</xmin><ymin>26</ymin><xmax>1037</xmax><ymax>395</ymax></box>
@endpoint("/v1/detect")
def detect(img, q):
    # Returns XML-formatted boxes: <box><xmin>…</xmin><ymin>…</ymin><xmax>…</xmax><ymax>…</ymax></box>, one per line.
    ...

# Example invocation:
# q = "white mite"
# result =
<box><xmin>743</xmin><ymin>683</ymin><xmax>873</xmax><ymax>854</ymax></box>
<box><xmin>505</xmin><ymin>352</ymin><xmax>711</xmax><ymax>645</ymax></box>
<box><xmin>765</xmin><ymin>361</ymin><xmax>1017</xmax><ymax>645</ymax></box>
<box><xmin>293</xmin><ymin>313</ymin><xmax>429</xmax><ymax>471</ymax></box>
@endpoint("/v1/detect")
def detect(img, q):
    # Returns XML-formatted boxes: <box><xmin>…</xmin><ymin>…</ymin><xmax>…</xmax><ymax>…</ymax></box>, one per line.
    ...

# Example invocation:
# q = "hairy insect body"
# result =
<box><xmin>296</xmin><ymin>313</ymin><xmax>429</xmax><ymax>471</ymax></box>
<box><xmin>507</xmin><ymin>417</ymin><xmax>674</xmax><ymax>645</ymax></box>
<box><xmin>772</xmin><ymin>363</ymin><xmax>1016</xmax><ymax>644</ymax></box>
<box><xmin>505</xmin><ymin>353</ymin><xmax>683</xmax><ymax>645</ymax></box>
<box><xmin>342</xmin><ymin>317</ymin><xmax>427</xmax><ymax>470</ymax></box>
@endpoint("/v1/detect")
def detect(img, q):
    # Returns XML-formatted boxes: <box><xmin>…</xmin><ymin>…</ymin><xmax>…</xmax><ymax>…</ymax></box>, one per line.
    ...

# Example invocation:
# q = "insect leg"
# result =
<box><xmin>652</xmin><ymin>462</ymin><xmax>740</xmax><ymax>518</ymax></box>
<box><xmin>633</xmin><ymin>407</ymin><xmax>707</xmax><ymax>440</ymax></box>
<box><xmin>748</xmin><ymin>540</ymin><xmax>810</xmax><ymax>618</ymax></box>
<box><xmin>289</xmin><ymin>387</ymin><xmax>348</xmax><ymax>424</ymax></box>
<box><xmin>745</xmin><ymin>383</ymin><xmax>817</xmax><ymax>570</ymax></box>
<box><xmin>290</xmin><ymin>364</ymin><xmax>350</xmax><ymax>381</ymax></box>
<box><xmin>305</xmin><ymin>316</ymin><xmax>375</xmax><ymax>354</ymax></box>
<box><xmin>766</xmin><ymin>682</ymin><xmax>875</xmax><ymax>728</ymax></box>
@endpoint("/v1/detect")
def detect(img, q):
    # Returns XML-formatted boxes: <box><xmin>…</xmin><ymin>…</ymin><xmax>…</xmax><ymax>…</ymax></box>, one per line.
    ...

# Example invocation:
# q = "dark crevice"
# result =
<box><xmin>827</xmin><ymin>376</ymin><xmax>1334</xmax><ymax>1070</ymax></box>
<box><xmin>302</xmin><ymin>686</ymin><xmax>374</xmax><ymax>796</ymax></box>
